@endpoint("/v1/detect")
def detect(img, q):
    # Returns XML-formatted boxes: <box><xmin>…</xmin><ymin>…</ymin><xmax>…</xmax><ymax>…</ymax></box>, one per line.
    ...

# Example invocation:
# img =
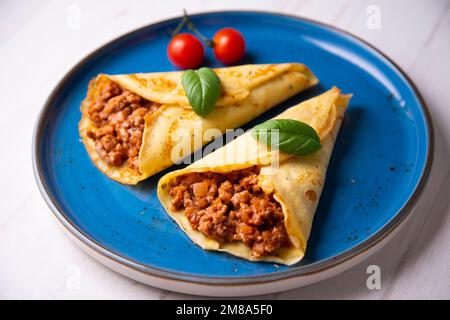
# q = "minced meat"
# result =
<box><xmin>86</xmin><ymin>80</ymin><xmax>160</xmax><ymax>171</ymax></box>
<box><xmin>169</xmin><ymin>166</ymin><xmax>291</xmax><ymax>257</ymax></box>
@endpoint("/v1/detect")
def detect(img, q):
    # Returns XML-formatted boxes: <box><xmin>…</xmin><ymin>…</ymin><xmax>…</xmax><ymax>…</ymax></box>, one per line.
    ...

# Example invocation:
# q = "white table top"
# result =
<box><xmin>1</xmin><ymin>0</ymin><xmax>449</xmax><ymax>299</ymax></box>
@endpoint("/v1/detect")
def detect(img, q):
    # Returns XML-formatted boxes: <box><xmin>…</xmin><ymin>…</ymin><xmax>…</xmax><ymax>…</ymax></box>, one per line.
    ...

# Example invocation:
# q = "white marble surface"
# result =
<box><xmin>1</xmin><ymin>0</ymin><xmax>449</xmax><ymax>299</ymax></box>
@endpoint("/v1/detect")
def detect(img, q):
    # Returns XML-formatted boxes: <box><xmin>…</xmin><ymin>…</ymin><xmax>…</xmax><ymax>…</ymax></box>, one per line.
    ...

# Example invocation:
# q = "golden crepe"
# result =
<box><xmin>157</xmin><ymin>87</ymin><xmax>351</xmax><ymax>265</ymax></box>
<box><xmin>79</xmin><ymin>63</ymin><xmax>318</xmax><ymax>184</ymax></box>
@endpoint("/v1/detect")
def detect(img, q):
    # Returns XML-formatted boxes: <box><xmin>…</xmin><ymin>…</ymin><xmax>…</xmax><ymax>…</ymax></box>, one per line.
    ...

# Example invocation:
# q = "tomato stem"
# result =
<box><xmin>170</xmin><ymin>15</ymin><xmax>188</xmax><ymax>37</ymax></box>
<box><xmin>171</xmin><ymin>9</ymin><xmax>215</xmax><ymax>49</ymax></box>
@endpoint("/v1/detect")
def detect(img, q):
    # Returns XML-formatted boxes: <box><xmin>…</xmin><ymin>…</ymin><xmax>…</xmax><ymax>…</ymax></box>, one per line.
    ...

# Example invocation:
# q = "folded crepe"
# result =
<box><xmin>79</xmin><ymin>63</ymin><xmax>318</xmax><ymax>184</ymax></box>
<box><xmin>157</xmin><ymin>87</ymin><xmax>351</xmax><ymax>265</ymax></box>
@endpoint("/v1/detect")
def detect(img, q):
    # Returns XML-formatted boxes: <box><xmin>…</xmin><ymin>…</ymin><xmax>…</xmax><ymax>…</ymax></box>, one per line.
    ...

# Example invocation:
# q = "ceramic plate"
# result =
<box><xmin>33</xmin><ymin>11</ymin><xmax>433</xmax><ymax>296</ymax></box>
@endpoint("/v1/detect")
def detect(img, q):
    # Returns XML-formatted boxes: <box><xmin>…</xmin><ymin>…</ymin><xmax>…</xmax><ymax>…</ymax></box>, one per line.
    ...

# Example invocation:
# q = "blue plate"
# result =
<box><xmin>33</xmin><ymin>12</ymin><xmax>432</xmax><ymax>286</ymax></box>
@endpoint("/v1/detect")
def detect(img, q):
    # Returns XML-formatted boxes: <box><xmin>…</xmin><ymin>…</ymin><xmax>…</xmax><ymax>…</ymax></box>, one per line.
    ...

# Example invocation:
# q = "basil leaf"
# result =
<box><xmin>252</xmin><ymin>119</ymin><xmax>322</xmax><ymax>156</ymax></box>
<box><xmin>181</xmin><ymin>67</ymin><xmax>221</xmax><ymax>117</ymax></box>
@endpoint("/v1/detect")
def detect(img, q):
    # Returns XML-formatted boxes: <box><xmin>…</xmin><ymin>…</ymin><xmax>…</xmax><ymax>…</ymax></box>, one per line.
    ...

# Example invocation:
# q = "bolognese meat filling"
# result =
<box><xmin>86</xmin><ymin>80</ymin><xmax>160</xmax><ymax>171</ymax></box>
<box><xmin>169</xmin><ymin>166</ymin><xmax>291</xmax><ymax>257</ymax></box>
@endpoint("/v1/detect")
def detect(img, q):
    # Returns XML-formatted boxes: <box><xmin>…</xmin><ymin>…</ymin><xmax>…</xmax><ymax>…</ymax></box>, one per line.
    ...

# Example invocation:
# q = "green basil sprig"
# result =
<box><xmin>181</xmin><ymin>67</ymin><xmax>221</xmax><ymax>117</ymax></box>
<box><xmin>252</xmin><ymin>119</ymin><xmax>322</xmax><ymax>156</ymax></box>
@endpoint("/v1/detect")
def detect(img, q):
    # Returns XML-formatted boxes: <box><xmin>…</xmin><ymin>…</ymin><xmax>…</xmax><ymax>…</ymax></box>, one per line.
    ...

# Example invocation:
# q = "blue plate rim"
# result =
<box><xmin>32</xmin><ymin>10</ymin><xmax>434</xmax><ymax>285</ymax></box>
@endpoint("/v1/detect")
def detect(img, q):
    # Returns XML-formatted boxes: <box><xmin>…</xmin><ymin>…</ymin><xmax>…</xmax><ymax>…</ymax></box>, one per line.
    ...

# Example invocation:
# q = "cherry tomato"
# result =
<box><xmin>213</xmin><ymin>28</ymin><xmax>246</xmax><ymax>64</ymax></box>
<box><xmin>167</xmin><ymin>33</ymin><xmax>204</xmax><ymax>69</ymax></box>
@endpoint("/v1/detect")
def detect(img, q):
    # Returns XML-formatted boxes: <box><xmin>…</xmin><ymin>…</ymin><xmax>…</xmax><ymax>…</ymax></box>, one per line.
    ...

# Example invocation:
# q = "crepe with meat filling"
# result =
<box><xmin>79</xmin><ymin>63</ymin><xmax>318</xmax><ymax>184</ymax></box>
<box><xmin>157</xmin><ymin>88</ymin><xmax>351</xmax><ymax>265</ymax></box>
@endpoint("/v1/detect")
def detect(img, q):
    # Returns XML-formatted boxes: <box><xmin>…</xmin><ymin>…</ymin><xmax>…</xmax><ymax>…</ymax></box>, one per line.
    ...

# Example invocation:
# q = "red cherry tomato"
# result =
<box><xmin>167</xmin><ymin>33</ymin><xmax>204</xmax><ymax>69</ymax></box>
<box><xmin>213</xmin><ymin>28</ymin><xmax>246</xmax><ymax>64</ymax></box>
